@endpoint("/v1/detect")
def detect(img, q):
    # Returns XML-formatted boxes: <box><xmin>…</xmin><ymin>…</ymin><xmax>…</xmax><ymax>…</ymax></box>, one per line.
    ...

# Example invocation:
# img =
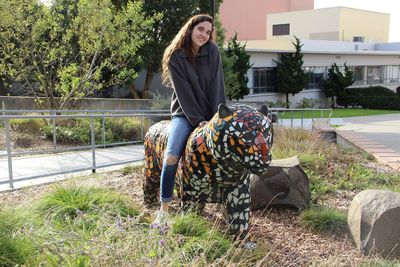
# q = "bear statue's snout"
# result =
<box><xmin>255</xmin><ymin>132</ymin><xmax>269</xmax><ymax>161</ymax></box>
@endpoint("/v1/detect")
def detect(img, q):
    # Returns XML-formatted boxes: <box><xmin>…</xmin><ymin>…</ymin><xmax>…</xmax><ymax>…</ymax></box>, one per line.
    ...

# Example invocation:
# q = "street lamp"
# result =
<box><xmin>211</xmin><ymin>0</ymin><xmax>215</xmax><ymax>18</ymax></box>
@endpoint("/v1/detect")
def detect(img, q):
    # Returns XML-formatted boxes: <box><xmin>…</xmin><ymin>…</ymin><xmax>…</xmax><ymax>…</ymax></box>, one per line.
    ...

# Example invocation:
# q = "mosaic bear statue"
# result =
<box><xmin>143</xmin><ymin>103</ymin><xmax>274</xmax><ymax>233</ymax></box>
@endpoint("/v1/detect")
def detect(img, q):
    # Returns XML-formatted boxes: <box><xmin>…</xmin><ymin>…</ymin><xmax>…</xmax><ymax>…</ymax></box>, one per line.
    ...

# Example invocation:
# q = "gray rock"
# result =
<box><xmin>348</xmin><ymin>189</ymin><xmax>400</xmax><ymax>258</ymax></box>
<box><xmin>250</xmin><ymin>156</ymin><xmax>311</xmax><ymax>210</ymax></box>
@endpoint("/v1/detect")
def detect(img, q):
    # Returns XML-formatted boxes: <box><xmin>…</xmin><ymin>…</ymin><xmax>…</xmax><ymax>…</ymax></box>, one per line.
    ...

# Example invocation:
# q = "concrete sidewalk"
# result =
<box><xmin>336</xmin><ymin>113</ymin><xmax>400</xmax><ymax>171</ymax></box>
<box><xmin>0</xmin><ymin>145</ymin><xmax>144</xmax><ymax>191</ymax></box>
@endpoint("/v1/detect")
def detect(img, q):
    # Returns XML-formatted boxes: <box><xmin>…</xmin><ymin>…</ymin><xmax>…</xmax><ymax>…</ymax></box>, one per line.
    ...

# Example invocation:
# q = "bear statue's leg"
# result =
<box><xmin>223</xmin><ymin>175</ymin><xmax>251</xmax><ymax>234</ymax></box>
<box><xmin>143</xmin><ymin>142</ymin><xmax>161</xmax><ymax>207</ymax></box>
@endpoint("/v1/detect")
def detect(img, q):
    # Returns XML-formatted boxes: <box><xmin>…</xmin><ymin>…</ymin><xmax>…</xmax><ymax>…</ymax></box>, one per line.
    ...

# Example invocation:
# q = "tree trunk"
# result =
<box><xmin>142</xmin><ymin>69</ymin><xmax>154</xmax><ymax>99</ymax></box>
<box><xmin>128</xmin><ymin>83</ymin><xmax>140</xmax><ymax>99</ymax></box>
<box><xmin>285</xmin><ymin>93</ymin><xmax>290</xmax><ymax>108</ymax></box>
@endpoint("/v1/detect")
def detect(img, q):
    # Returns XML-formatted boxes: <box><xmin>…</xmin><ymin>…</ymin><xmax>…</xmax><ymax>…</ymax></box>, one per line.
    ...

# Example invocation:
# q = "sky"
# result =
<box><xmin>314</xmin><ymin>0</ymin><xmax>400</xmax><ymax>42</ymax></box>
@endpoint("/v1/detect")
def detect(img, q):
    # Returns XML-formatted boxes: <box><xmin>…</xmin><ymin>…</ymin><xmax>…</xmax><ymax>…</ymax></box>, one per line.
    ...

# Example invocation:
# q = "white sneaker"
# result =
<box><xmin>152</xmin><ymin>210</ymin><xmax>170</xmax><ymax>226</ymax></box>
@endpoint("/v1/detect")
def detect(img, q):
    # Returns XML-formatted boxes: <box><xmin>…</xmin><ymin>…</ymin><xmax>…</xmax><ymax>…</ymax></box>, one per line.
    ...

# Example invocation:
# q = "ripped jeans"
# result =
<box><xmin>160</xmin><ymin>115</ymin><xmax>195</xmax><ymax>202</ymax></box>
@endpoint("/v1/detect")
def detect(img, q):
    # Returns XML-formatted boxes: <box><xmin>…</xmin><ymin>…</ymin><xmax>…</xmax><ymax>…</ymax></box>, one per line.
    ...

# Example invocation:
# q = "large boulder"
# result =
<box><xmin>250</xmin><ymin>156</ymin><xmax>311</xmax><ymax>210</ymax></box>
<box><xmin>348</xmin><ymin>189</ymin><xmax>400</xmax><ymax>258</ymax></box>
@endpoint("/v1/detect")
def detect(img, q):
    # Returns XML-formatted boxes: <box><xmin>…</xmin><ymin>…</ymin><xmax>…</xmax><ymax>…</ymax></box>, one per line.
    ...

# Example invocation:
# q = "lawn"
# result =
<box><xmin>275</xmin><ymin>108</ymin><xmax>400</xmax><ymax>119</ymax></box>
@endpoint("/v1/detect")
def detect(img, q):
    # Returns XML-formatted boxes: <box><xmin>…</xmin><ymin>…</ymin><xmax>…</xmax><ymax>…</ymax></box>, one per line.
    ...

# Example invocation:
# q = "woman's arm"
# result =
<box><xmin>208</xmin><ymin>43</ymin><xmax>227</xmax><ymax>114</ymax></box>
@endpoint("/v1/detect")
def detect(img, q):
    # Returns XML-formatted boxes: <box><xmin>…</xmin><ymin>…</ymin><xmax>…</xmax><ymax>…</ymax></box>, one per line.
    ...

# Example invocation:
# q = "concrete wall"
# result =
<box><xmin>0</xmin><ymin>96</ymin><xmax>158</xmax><ymax>111</ymax></box>
<box><xmin>219</xmin><ymin>0</ymin><xmax>314</xmax><ymax>41</ymax></box>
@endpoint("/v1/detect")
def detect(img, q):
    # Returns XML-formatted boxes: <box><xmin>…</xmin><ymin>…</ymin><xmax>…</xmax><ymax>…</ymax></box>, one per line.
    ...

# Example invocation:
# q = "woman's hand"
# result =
<box><xmin>198</xmin><ymin>121</ymin><xmax>208</xmax><ymax>127</ymax></box>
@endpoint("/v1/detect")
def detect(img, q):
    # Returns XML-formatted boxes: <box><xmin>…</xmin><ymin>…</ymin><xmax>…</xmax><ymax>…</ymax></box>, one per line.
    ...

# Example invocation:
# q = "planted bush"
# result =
<box><xmin>340</xmin><ymin>86</ymin><xmax>400</xmax><ymax>109</ymax></box>
<box><xmin>41</xmin><ymin>117</ymin><xmax>149</xmax><ymax>145</ymax></box>
<box><xmin>10</xmin><ymin>118</ymin><xmax>44</xmax><ymax>134</ymax></box>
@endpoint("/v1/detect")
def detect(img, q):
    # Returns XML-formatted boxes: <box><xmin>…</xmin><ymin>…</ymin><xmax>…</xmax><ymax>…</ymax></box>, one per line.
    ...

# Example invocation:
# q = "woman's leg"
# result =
<box><xmin>160</xmin><ymin>116</ymin><xmax>194</xmax><ymax>208</ymax></box>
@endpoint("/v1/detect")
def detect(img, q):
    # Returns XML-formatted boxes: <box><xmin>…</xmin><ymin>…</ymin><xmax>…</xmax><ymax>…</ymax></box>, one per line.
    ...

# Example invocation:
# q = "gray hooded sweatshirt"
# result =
<box><xmin>169</xmin><ymin>42</ymin><xmax>226</xmax><ymax>127</ymax></box>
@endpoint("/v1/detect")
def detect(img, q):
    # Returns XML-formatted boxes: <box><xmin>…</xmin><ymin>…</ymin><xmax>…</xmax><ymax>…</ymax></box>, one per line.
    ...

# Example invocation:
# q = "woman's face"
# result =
<box><xmin>191</xmin><ymin>21</ymin><xmax>213</xmax><ymax>51</ymax></box>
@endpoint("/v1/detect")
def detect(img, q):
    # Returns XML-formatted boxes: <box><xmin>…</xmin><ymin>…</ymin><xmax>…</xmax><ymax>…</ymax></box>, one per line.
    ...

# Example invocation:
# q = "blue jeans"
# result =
<box><xmin>160</xmin><ymin>116</ymin><xmax>195</xmax><ymax>202</ymax></box>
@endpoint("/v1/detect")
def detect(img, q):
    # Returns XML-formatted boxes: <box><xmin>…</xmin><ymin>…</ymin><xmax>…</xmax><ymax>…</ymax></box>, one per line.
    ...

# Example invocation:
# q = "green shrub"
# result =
<box><xmin>300</xmin><ymin>206</ymin><xmax>347</xmax><ymax>234</ymax></box>
<box><xmin>340</xmin><ymin>86</ymin><xmax>400</xmax><ymax>109</ymax></box>
<box><xmin>10</xmin><ymin>118</ymin><xmax>44</xmax><ymax>134</ymax></box>
<box><xmin>41</xmin><ymin>117</ymin><xmax>148</xmax><ymax>145</ymax></box>
<box><xmin>297</xmin><ymin>98</ymin><xmax>318</xmax><ymax>108</ymax></box>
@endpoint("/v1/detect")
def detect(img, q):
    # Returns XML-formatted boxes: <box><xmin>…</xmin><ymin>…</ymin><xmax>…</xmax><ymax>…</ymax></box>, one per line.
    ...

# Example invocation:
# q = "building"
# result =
<box><xmin>267</xmin><ymin>7</ymin><xmax>389</xmax><ymax>43</ymax></box>
<box><xmin>219</xmin><ymin>0</ymin><xmax>314</xmax><ymax>40</ymax></box>
<box><xmin>244</xmin><ymin>39</ymin><xmax>400</xmax><ymax>106</ymax></box>
<box><xmin>219</xmin><ymin>1</ymin><xmax>400</xmax><ymax>107</ymax></box>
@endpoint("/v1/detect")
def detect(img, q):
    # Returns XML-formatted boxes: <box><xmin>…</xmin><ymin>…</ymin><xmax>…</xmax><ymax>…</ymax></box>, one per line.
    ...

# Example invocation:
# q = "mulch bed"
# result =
<box><xmin>0</xmin><ymin>167</ymin><xmax>376</xmax><ymax>266</ymax></box>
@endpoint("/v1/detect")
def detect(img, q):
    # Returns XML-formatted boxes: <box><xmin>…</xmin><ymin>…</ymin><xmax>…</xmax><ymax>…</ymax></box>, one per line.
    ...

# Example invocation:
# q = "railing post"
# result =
<box><xmin>52</xmin><ymin>111</ymin><xmax>57</xmax><ymax>150</ymax></box>
<box><xmin>141</xmin><ymin>116</ymin><xmax>144</xmax><ymax>142</ymax></box>
<box><xmin>102</xmin><ymin>114</ymin><xmax>106</xmax><ymax>148</ymax></box>
<box><xmin>90</xmin><ymin>117</ymin><xmax>96</xmax><ymax>173</ymax></box>
<box><xmin>4</xmin><ymin>118</ymin><xmax>14</xmax><ymax>188</ymax></box>
<box><xmin>290</xmin><ymin>110</ymin><xmax>294</xmax><ymax>128</ymax></box>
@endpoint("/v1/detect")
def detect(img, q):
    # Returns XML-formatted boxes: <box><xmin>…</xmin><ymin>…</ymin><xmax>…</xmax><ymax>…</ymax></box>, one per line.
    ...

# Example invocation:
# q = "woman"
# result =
<box><xmin>154</xmin><ymin>14</ymin><xmax>226</xmax><ymax>224</ymax></box>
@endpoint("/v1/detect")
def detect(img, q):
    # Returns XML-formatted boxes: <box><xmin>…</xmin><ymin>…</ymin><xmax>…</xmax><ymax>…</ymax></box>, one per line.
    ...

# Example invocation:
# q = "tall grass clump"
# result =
<box><xmin>300</xmin><ymin>206</ymin><xmax>347</xmax><ymax>234</ymax></box>
<box><xmin>0</xmin><ymin>209</ymin><xmax>38</xmax><ymax>266</ymax></box>
<box><xmin>35</xmin><ymin>185</ymin><xmax>139</xmax><ymax>223</ymax></box>
<box><xmin>272</xmin><ymin>127</ymin><xmax>330</xmax><ymax>171</ymax></box>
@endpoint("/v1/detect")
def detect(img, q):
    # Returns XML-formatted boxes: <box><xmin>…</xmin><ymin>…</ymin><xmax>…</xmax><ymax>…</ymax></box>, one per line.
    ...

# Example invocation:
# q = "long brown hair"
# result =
<box><xmin>161</xmin><ymin>14</ymin><xmax>215</xmax><ymax>87</ymax></box>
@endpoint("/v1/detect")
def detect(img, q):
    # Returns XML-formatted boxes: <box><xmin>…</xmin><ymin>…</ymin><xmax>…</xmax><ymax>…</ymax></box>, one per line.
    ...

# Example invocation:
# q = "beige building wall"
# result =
<box><xmin>339</xmin><ymin>8</ymin><xmax>389</xmax><ymax>42</ymax></box>
<box><xmin>267</xmin><ymin>8</ymin><xmax>341</xmax><ymax>40</ymax></box>
<box><xmin>267</xmin><ymin>7</ymin><xmax>389</xmax><ymax>42</ymax></box>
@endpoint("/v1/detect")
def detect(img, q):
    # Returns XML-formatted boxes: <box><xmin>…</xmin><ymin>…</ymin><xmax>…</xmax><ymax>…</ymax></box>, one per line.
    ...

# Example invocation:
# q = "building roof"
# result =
<box><xmin>240</xmin><ymin>39</ymin><xmax>400</xmax><ymax>56</ymax></box>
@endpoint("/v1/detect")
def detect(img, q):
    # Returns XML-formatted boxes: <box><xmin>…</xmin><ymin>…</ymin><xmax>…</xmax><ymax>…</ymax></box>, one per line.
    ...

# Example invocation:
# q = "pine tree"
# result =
<box><xmin>274</xmin><ymin>36</ymin><xmax>309</xmax><ymax>108</ymax></box>
<box><xmin>225</xmin><ymin>33</ymin><xmax>252</xmax><ymax>100</ymax></box>
<box><xmin>323</xmin><ymin>63</ymin><xmax>354</xmax><ymax>107</ymax></box>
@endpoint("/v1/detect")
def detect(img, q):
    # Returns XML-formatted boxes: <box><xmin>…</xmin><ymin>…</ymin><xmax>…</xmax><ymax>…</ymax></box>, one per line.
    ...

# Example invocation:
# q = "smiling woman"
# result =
<box><xmin>154</xmin><ymin>14</ymin><xmax>227</xmax><ymax>224</ymax></box>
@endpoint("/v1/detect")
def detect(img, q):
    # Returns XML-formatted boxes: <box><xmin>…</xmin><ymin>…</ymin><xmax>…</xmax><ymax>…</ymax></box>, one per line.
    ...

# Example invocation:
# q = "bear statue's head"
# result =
<box><xmin>205</xmin><ymin>103</ymin><xmax>274</xmax><ymax>175</ymax></box>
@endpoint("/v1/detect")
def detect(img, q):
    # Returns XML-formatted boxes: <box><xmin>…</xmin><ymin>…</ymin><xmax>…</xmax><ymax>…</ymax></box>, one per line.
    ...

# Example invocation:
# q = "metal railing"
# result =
<box><xmin>0</xmin><ymin>107</ymin><xmax>332</xmax><ymax>189</ymax></box>
<box><xmin>0</xmin><ymin>110</ymin><xmax>170</xmax><ymax>188</ymax></box>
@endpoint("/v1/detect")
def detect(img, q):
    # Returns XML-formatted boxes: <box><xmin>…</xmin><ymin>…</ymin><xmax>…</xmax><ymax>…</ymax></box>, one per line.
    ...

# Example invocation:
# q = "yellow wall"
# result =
<box><xmin>267</xmin><ymin>8</ymin><xmax>341</xmax><ymax>40</ymax></box>
<box><xmin>339</xmin><ymin>8</ymin><xmax>389</xmax><ymax>42</ymax></box>
<box><xmin>267</xmin><ymin>7</ymin><xmax>389</xmax><ymax>42</ymax></box>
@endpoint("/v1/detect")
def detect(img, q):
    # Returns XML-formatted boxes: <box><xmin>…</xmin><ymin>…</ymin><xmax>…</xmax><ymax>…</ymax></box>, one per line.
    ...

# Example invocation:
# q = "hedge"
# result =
<box><xmin>338</xmin><ymin>86</ymin><xmax>400</xmax><ymax>109</ymax></box>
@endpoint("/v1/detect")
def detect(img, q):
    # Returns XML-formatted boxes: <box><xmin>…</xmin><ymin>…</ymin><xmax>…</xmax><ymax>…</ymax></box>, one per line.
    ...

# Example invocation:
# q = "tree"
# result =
<box><xmin>0</xmin><ymin>0</ymin><xmax>155</xmax><ymax>110</ymax></box>
<box><xmin>225</xmin><ymin>33</ymin><xmax>252</xmax><ymax>100</ymax></box>
<box><xmin>322</xmin><ymin>63</ymin><xmax>354</xmax><ymax>107</ymax></box>
<box><xmin>274</xmin><ymin>36</ymin><xmax>309</xmax><ymax>108</ymax></box>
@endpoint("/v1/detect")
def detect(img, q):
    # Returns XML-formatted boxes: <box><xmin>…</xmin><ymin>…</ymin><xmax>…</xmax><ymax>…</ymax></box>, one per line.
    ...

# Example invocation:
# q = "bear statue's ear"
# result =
<box><xmin>218</xmin><ymin>103</ymin><xmax>234</xmax><ymax>118</ymax></box>
<box><xmin>258</xmin><ymin>105</ymin><xmax>269</xmax><ymax>116</ymax></box>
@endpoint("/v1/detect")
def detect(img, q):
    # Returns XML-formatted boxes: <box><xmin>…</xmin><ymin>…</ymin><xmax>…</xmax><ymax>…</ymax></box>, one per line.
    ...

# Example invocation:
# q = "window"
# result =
<box><xmin>252</xmin><ymin>68</ymin><xmax>277</xmax><ymax>94</ymax></box>
<box><xmin>303</xmin><ymin>66</ymin><xmax>326</xmax><ymax>89</ymax></box>
<box><xmin>352</xmin><ymin>66</ymin><xmax>365</xmax><ymax>86</ymax></box>
<box><xmin>272</xmin><ymin>24</ymin><xmax>290</xmax><ymax>36</ymax></box>
<box><xmin>384</xmin><ymin>65</ymin><xmax>400</xmax><ymax>83</ymax></box>
<box><xmin>367</xmin><ymin>66</ymin><xmax>383</xmax><ymax>85</ymax></box>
